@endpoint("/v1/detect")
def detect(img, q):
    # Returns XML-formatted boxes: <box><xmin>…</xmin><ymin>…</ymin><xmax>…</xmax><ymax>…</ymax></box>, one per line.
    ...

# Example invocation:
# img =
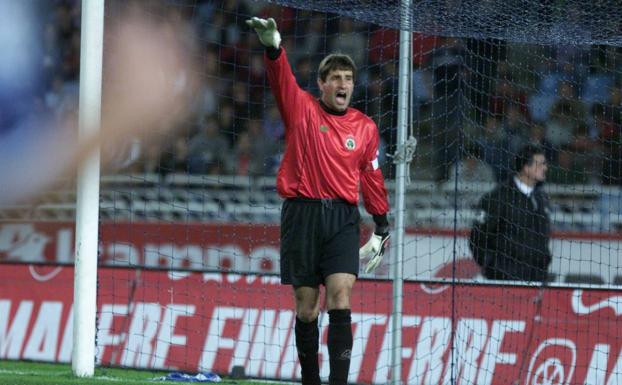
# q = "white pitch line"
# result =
<box><xmin>0</xmin><ymin>369</ymin><xmax>55</xmax><ymax>376</ymax></box>
<box><xmin>0</xmin><ymin>368</ymin><xmax>157</xmax><ymax>382</ymax></box>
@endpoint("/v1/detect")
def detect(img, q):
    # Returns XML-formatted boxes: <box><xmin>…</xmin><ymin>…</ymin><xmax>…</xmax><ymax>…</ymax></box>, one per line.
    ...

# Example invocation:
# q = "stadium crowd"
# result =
<box><xmin>3</xmin><ymin>0</ymin><xmax>622</xmax><ymax>189</ymax></box>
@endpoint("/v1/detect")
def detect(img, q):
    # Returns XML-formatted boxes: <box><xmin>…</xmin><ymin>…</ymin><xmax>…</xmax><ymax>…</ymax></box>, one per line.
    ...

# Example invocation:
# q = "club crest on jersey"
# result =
<box><xmin>319</xmin><ymin>124</ymin><xmax>329</xmax><ymax>132</ymax></box>
<box><xmin>345</xmin><ymin>136</ymin><xmax>356</xmax><ymax>151</ymax></box>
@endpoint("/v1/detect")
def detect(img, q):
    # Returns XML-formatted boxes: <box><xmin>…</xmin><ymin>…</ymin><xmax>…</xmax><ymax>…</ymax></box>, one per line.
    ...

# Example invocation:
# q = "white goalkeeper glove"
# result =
<box><xmin>359</xmin><ymin>232</ymin><xmax>390</xmax><ymax>273</ymax></box>
<box><xmin>245</xmin><ymin>17</ymin><xmax>281</xmax><ymax>49</ymax></box>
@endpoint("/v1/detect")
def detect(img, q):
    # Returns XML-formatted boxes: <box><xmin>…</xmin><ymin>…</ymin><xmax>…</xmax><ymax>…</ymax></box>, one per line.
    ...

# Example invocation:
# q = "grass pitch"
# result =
<box><xmin>0</xmin><ymin>361</ymin><xmax>284</xmax><ymax>385</ymax></box>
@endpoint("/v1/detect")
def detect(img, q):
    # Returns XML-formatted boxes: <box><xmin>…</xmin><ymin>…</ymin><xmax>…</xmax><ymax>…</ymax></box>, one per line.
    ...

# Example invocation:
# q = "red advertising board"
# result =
<box><xmin>1</xmin><ymin>222</ymin><xmax>622</xmax><ymax>284</ymax></box>
<box><xmin>1</xmin><ymin>264</ymin><xmax>621</xmax><ymax>385</ymax></box>
<box><xmin>0</xmin><ymin>222</ymin><xmax>283</xmax><ymax>272</ymax></box>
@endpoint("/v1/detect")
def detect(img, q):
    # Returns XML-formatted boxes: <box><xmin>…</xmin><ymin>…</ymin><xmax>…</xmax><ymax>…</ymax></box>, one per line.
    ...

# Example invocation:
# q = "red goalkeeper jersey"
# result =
<box><xmin>265</xmin><ymin>48</ymin><xmax>389</xmax><ymax>215</ymax></box>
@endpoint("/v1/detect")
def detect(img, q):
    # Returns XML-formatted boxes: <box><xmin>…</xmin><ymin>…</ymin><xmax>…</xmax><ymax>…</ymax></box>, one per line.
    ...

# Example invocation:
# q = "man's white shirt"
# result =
<box><xmin>514</xmin><ymin>176</ymin><xmax>537</xmax><ymax>209</ymax></box>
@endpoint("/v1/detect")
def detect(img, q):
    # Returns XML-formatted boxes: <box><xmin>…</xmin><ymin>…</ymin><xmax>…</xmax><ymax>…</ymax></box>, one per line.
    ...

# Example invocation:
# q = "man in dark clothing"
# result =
<box><xmin>246</xmin><ymin>17</ymin><xmax>390</xmax><ymax>385</ymax></box>
<box><xmin>469</xmin><ymin>144</ymin><xmax>552</xmax><ymax>282</ymax></box>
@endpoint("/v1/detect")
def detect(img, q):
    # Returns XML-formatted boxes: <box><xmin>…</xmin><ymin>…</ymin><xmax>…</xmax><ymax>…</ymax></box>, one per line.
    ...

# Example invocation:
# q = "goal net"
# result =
<box><xmin>1</xmin><ymin>0</ymin><xmax>622</xmax><ymax>384</ymax></box>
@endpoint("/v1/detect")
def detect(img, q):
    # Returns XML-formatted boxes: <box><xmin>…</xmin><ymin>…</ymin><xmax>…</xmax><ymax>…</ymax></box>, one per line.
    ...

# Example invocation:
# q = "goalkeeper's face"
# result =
<box><xmin>318</xmin><ymin>69</ymin><xmax>354</xmax><ymax>112</ymax></box>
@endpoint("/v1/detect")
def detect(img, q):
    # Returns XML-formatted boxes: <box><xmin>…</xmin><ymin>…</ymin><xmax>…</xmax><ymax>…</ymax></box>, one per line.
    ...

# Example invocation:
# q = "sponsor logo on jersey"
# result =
<box><xmin>319</xmin><ymin>124</ymin><xmax>329</xmax><ymax>132</ymax></box>
<box><xmin>345</xmin><ymin>136</ymin><xmax>356</xmax><ymax>151</ymax></box>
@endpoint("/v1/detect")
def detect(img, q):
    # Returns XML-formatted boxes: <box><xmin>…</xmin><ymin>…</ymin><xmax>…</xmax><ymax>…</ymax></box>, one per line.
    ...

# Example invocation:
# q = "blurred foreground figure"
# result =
<box><xmin>0</xmin><ymin>4</ymin><xmax>197</xmax><ymax>204</ymax></box>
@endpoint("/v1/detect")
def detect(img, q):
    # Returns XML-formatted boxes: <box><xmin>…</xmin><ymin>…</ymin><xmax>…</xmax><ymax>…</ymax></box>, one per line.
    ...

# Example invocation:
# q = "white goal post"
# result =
<box><xmin>72</xmin><ymin>0</ymin><xmax>104</xmax><ymax>377</ymax></box>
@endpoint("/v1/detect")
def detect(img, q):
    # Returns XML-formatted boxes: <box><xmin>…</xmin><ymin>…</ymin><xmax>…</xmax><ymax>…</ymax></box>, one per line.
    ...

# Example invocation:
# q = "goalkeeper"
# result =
<box><xmin>247</xmin><ymin>17</ymin><xmax>390</xmax><ymax>385</ymax></box>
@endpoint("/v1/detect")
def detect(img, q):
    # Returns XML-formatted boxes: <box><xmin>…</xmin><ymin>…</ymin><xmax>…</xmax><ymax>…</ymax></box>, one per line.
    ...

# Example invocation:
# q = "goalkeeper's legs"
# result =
<box><xmin>325</xmin><ymin>273</ymin><xmax>355</xmax><ymax>385</ymax></box>
<box><xmin>294</xmin><ymin>286</ymin><xmax>321</xmax><ymax>385</ymax></box>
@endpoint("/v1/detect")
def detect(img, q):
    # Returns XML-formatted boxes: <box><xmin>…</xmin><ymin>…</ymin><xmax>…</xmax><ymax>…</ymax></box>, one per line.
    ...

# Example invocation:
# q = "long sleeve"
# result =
<box><xmin>359</xmin><ymin>124</ymin><xmax>389</xmax><ymax>215</ymax></box>
<box><xmin>264</xmin><ymin>47</ymin><xmax>309</xmax><ymax>137</ymax></box>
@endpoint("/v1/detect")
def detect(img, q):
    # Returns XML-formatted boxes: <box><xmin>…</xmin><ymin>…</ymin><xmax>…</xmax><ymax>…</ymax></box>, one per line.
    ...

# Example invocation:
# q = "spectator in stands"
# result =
<box><xmin>431</xmin><ymin>37</ymin><xmax>465</xmax><ymax>181</ymax></box>
<box><xmin>232</xmin><ymin>80</ymin><xmax>251</xmax><ymax>127</ymax></box>
<box><xmin>248</xmin><ymin>53</ymin><xmax>267</xmax><ymax>110</ymax></box>
<box><xmin>329</xmin><ymin>18</ymin><xmax>367</xmax><ymax>68</ymax></box>
<box><xmin>193</xmin><ymin>49</ymin><xmax>219</xmax><ymax>118</ymax></box>
<box><xmin>248</xmin><ymin>52</ymin><xmax>267</xmax><ymax>86</ymax></box>
<box><xmin>546</xmin><ymin>148</ymin><xmax>588</xmax><ymax>185</ymax></box>
<box><xmin>201</xmin><ymin>8</ymin><xmax>226</xmax><ymax>46</ymax></box>
<box><xmin>218</xmin><ymin>102</ymin><xmax>237</xmax><ymax>145</ymax></box>
<box><xmin>361</xmin><ymin>66</ymin><xmax>398</xmax><ymax>152</ymax></box>
<box><xmin>595</xmin><ymin>102</ymin><xmax>622</xmax><ymax>185</ymax></box>
<box><xmin>544</xmin><ymin>81</ymin><xmax>586</xmax><ymax>157</ymax></box>
<box><xmin>363</xmin><ymin>69</ymin><xmax>384</xmax><ymax>119</ymax></box>
<box><xmin>228</xmin><ymin>131</ymin><xmax>254</xmax><ymax>176</ymax></box>
<box><xmin>295</xmin><ymin>56</ymin><xmax>316</xmax><ymax>94</ymax></box>
<box><xmin>263</xmin><ymin>103</ymin><xmax>285</xmax><ymax>141</ymax></box>
<box><xmin>569</xmin><ymin>121</ymin><xmax>601</xmax><ymax>184</ymax></box>
<box><xmin>596</xmin><ymin>99</ymin><xmax>622</xmax><ymax>230</ymax></box>
<box><xmin>295</xmin><ymin>13</ymin><xmax>327</xmax><ymax>63</ymax></box>
<box><xmin>218</xmin><ymin>0</ymin><xmax>250</xmax><ymax>64</ymax></box>
<box><xmin>247</xmin><ymin>16</ymin><xmax>390</xmax><ymax>385</ymax></box>
<box><xmin>279</xmin><ymin>35</ymin><xmax>302</xmax><ymax>71</ymax></box>
<box><xmin>469</xmin><ymin>144</ymin><xmax>552</xmax><ymax>282</ymax></box>
<box><xmin>368</xmin><ymin>28</ymin><xmax>439</xmax><ymax>68</ymax></box>
<box><xmin>489</xmin><ymin>75</ymin><xmax>528</xmax><ymax>118</ymax></box>
<box><xmin>228</xmin><ymin>119</ymin><xmax>276</xmax><ymax>176</ymax></box>
<box><xmin>368</xmin><ymin>27</ymin><xmax>398</xmax><ymax>65</ymax></box>
<box><xmin>443</xmin><ymin>145</ymin><xmax>495</xmax><ymax>208</ymax></box>
<box><xmin>526</xmin><ymin>123</ymin><xmax>557</xmax><ymax>164</ymax></box>
<box><xmin>477</xmin><ymin>115</ymin><xmax>512</xmax><ymax>182</ymax></box>
<box><xmin>445</xmin><ymin>146</ymin><xmax>495</xmax><ymax>186</ymax></box>
<box><xmin>187</xmin><ymin>115</ymin><xmax>230</xmax><ymax>174</ymax></box>
<box><xmin>503</xmin><ymin>104</ymin><xmax>530</xmax><ymax>154</ymax></box>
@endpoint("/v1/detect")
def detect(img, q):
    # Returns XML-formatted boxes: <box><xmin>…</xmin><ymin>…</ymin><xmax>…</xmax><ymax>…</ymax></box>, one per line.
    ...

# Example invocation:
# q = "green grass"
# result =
<box><xmin>0</xmin><ymin>361</ymin><xmax>285</xmax><ymax>385</ymax></box>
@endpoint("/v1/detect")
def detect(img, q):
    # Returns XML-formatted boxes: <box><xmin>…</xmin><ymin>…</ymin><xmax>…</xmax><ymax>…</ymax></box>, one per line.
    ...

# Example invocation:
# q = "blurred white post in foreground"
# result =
<box><xmin>72</xmin><ymin>0</ymin><xmax>104</xmax><ymax>377</ymax></box>
<box><xmin>66</xmin><ymin>0</ymin><xmax>198</xmax><ymax>376</ymax></box>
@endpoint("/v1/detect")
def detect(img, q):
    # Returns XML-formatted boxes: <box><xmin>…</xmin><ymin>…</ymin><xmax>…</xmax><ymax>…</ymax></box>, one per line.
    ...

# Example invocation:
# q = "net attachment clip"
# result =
<box><xmin>388</xmin><ymin>136</ymin><xmax>417</xmax><ymax>183</ymax></box>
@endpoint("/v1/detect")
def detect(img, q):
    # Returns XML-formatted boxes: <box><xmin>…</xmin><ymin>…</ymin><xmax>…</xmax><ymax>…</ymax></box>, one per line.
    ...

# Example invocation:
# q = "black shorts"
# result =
<box><xmin>280</xmin><ymin>197</ymin><xmax>361</xmax><ymax>287</ymax></box>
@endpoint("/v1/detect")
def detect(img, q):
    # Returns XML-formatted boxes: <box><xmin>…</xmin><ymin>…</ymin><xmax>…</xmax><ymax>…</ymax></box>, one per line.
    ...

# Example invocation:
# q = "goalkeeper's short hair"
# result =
<box><xmin>318</xmin><ymin>53</ymin><xmax>357</xmax><ymax>82</ymax></box>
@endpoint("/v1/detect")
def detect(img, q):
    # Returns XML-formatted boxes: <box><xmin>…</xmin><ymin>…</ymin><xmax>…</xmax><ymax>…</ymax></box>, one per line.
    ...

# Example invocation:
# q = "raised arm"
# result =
<box><xmin>246</xmin><ymin>16</ymin><xmax>308</xmax><ymax>134</ymax></box>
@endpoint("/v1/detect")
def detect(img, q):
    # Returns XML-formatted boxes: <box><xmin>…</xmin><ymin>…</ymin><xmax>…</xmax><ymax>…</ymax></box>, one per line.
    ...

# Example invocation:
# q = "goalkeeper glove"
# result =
<box><xmin>359</xmin><ymin>231</ymin><xmax>390</xmax><ymax>273</ymax></box>
<box><xmin>245</xmin><ymin>17</ymin><xmax>281</xmax><ymax>49</ymax></box>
